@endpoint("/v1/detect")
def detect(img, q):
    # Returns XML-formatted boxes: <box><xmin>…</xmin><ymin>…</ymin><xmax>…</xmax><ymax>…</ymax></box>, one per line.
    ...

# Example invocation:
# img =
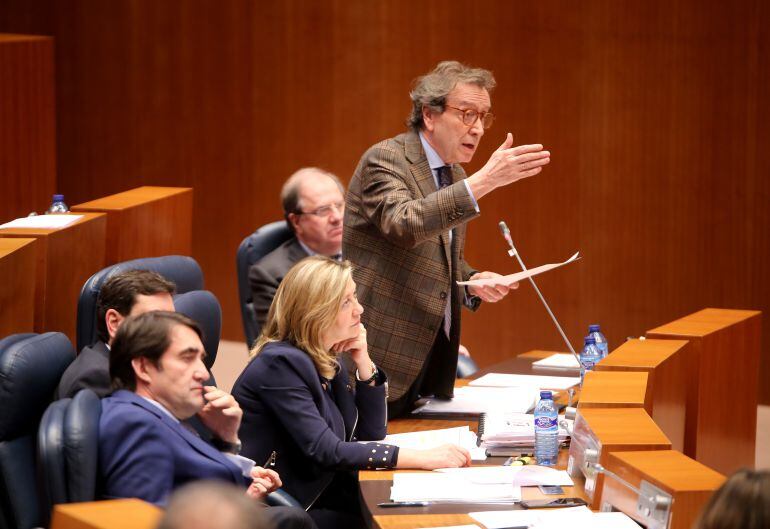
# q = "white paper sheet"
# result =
<box><xmin>469</xmin><ymin>507</ymin><xmax>592</xmax><ymax>529</ymax></box>
<box><xmin>479</xmin><ymin>412</ymin><xmax>570</xmax><ymax>447</ymax></box>
<box><xmin>390</xmin><ymin>472</ymin><xmax>521</xmax><ymax>503</ymax></box>
<box><xmin>532</xmin><ymin>353</ymin><xmax>581</xmax><ymax>369</ymax></box>
<box><xmin>469</xmin><ymin>373</ymin><xmax>579</xmax><ymax>391</ymax></box>
<box><xmin>436</xmin><ymin>465</ymin><xmax>573</xmax><ymax>486</ymax></box>
<box><xmin>412</xmin><ymin>386</ymin><xmax>539</xmax><ymax>416</ymax></box>
<box><xmin>0</xmin><ymin>214</ymin><xmax>82</xmax><ymax>230</ymax></box>
<box><xmin>457</xmin><ymin>252</ymin><xmax>580</xmax><ymax>288</ymax></box>
<box><xmin>380</xmin><ymin>426</ymin><xmax>487</xmax><ymax>460</ymax></box>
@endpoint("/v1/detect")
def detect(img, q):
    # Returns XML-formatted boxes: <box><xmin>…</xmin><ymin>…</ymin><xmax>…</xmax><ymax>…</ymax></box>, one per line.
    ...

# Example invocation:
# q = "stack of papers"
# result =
<box><xmin>480</xmin><ymin>412</ymin><xmax>570</xmax><ymax>449</ymax></box>
<box><xmin>470</xmin><ymin>508</ymin><xmax>642</xmax><ymax>529</ymax></box>
<box><xmin>436</xmin><ymin>465</ymin><xmax>573</xmax><ymax>487</ymax></box>
<box><xmin>532</xmin><ymin>353</ymin><xmax>581</xmax><ymax>370</ymax></box>
<box><xmin>0</xmin><ymin>214</ymin><xmax>82</xmax><ymax>230</ymax></box>
<box><xmin>469</xmin><ymin>373</ymin><xmax>580</xmax><ymax>390</ymax></box>
<box><xmin>412</xmin><ymin>386</ymin><xmax>540</xmax><ymax>416</ymax></box>
<box><xmin>381</xmin><ymin>426</ymin><xmax>487</xmax><ymax>460</ymax></box>
<box><xmin>390</xmin><ymin>472</ymin><xmax>521</xmax><ymax>504</ymax></box>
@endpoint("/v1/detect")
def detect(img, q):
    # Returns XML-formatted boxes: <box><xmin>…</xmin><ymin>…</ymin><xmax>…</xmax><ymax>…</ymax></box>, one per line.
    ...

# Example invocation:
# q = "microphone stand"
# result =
<box><xmin>497</xmin><ymin>221</ymin><xmax>580</xmax><ymax>365</ymax></box>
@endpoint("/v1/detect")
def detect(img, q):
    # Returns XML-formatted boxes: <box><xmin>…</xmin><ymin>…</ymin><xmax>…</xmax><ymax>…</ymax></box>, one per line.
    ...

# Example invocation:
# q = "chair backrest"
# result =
<box><xmin>38</xmin><ymin>389</ymin><xmax>102</xmax><ymax>525</ymax></box>
<box><xmin>76</xmin><ymin>255</ymin><xmax>204</xmax><ymax>352</ymax></box>
<box><xmin>0</xmin><ymin>333</ymin><xmax>74</xmax><ymax>529</ymax></box>
<box><xmin>456</xmin><ymin>354</ymin><xmax>479</xmax><ymax>379</ymax></box>
<box><xmin>174</xmin><ymin>290</ymin><xmax>221</xmax><ymax>371</ymax></box>
<box><xmin>236</xmin><ymin>221</ymin><xmax>293</xmax><ymax>347</ymax></box>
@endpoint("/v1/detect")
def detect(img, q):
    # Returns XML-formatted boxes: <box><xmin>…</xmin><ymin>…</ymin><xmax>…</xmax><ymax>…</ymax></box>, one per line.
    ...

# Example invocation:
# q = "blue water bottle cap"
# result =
<box><xmin>584</xmin><ymin>335</ymin><xmax>596</xmax><ymax>344</ymax></box>
<box><xmin>539</xmin><ymin>390</ymin><xmax>553</xmax><ymax>399</ymax></box>
<box><xmin>53</xmin><ymin>194</ymin><xmax>64</xmax><ymax>202</ymax></box>
<box><xmin>589</xmin><ymin>324</ymin><xmax>601</xmax><ymax>332</ymax></box>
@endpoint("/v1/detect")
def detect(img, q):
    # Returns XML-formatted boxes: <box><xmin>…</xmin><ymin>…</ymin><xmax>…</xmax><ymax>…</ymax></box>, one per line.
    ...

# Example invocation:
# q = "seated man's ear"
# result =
<box><xmin>105</xmin><ymin>308</ymin><xmax>125</xmax><ymax>341</ymax></box>
<box><xmin>131</xmin><ymin>357</ymin><xmax>154</xmax><ymax>386</ymax></box>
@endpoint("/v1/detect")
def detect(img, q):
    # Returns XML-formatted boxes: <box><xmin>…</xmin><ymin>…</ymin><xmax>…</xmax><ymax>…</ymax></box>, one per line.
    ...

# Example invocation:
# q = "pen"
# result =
<box><xmin>377</xmin><ymin>501</ymin><xmax>430</xmax><ymax>508</ymax></box>
<box><xmin>264</xmin><ymin>451</ymin><xmax>276</xmax><ymax>468</ymax></box>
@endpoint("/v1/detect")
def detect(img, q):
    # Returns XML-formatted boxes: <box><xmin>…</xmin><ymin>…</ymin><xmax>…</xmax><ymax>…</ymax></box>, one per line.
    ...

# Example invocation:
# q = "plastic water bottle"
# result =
<box><xmin>534</xmin><ymin>390</ymin><xmax>559</xmax><ymax>466</ymax></box>
<box><xmin>588</xmin><ymin>324</ymin><xmax>609</xmax><ymax>358</ymax></box>
<box><xmin>579</xmin><ymin>335</ymin><xmax>602</xmax><ymax>383</ymax></box>
<box><xmin>46</xmin><ymin>194</ymin><xmax>69</xmax><ymax>214</ymax></box>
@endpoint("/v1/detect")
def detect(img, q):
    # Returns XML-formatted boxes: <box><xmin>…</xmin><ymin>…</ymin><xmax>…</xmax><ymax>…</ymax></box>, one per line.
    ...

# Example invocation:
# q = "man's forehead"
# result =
<box><xmin>166</xmin><ymin>324</ymin><xmax>205</xmax><ymax>355</ymax></box>
<box><xmin>447</xmin><ymin>83</ymin><xmax>491</xmax><ymax>109</ymax></box>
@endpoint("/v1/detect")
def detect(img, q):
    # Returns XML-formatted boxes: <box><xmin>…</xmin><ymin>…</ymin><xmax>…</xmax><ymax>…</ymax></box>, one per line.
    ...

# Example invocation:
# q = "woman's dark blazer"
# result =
<box><xmin>232</xmin><ymin>341</ymin><xmax>397</xmax><ymax>509</ymax></box>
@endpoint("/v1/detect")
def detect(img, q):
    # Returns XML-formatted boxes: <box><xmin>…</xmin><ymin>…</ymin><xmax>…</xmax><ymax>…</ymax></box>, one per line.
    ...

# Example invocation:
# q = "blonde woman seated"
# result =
<box><xmin>232</xmin><ymin>256</ymin><xmax>470</xmax><ymax>529</ymax></box>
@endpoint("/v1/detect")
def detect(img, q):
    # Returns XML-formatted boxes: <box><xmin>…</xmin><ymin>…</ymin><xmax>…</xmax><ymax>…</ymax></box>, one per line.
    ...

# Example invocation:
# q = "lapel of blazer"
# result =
<box><xmin>404</xmin><ymin>131</ymin><xmax>452</xmax><ymax>266</ymax></box>
<box><xmin>286</xmin><ymin>237</ymin><xmax>310</xmax><ymax>264</ymax></box>
<box><xmin>120</xmin><ymin>391</ymin><xmax>243</xmax><ymax>484</ymax></box>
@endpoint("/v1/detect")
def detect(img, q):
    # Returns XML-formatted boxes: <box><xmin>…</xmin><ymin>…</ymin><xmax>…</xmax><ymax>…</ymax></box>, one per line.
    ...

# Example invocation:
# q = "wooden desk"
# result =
<box><xmin>0</xmin><ymin>238</ymin><xmax>37</xmax><ymax>337</ymax></box>
<box><xmin>51</xmin><ymin>499</ymin><xmax>161</xmax><ymax>529</ymax></box>
<box><xmin>595</xmin><ymin>338</ymin><xmax>688</xmax><ymax>451</ymax></box>
<box><xmin>71</xmin><ymin>186</ymin><xmax>193</xmax><ymax>264</ymax></box>
<box><xmin>647</xmin><ymin>308</ymin><xmax>760</xmax><ymax>474</ymax></box>
<box><xmin>0</xmin><ymin>213</ymin><xmax>106</xmax><ymax>343</ymax></box>
<box><xmin>578</xmin><ymin>370</ymin><xmax>649</xmax><ymax>409</ymax></box>
<box><xmin>360</xmin><ymin>357</ymin><xmax>587</xmax><ymax>527</ymax></box>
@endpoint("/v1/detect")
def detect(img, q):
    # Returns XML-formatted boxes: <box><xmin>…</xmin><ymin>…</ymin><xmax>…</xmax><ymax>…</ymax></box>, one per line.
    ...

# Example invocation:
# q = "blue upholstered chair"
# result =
<box><xmin>456</xmin><ymin>354</ymin><xmax>480</xmax><ymax>379</ymax></box>
<box><xmin>38</xmin><ymin>388</ymin><xmax>101</xmax><ymax>518</ymax></box>
<box><xmin>173</xmin><ymin>290</ymin><xmax>221</xmax><ymax>372</ymax></box>
<box><xmin>76</xmin><ymin>255</ymin><xmax>204</xmax><ymax>352</ymax></box>
<box><xmin>0</xmin><ymin>333</ymin><xmax>75</xmax><ymax>529</ymax></box>
<box><xmin>236</xmin><ymin>221</ymin><xmax>293</xmax><ymax>347</ymax></box>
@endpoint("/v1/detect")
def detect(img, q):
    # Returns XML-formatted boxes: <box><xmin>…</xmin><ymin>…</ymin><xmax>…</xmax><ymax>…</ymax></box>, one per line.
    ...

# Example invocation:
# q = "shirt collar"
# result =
<box><xmin>297</xmin><ymin>238</ymin><xmax>316</xmax><ymax>257</ymax></box>
<box><xmin>418</xmin><ymin>132</ymin><xmax>447</xmax><ymax>171</ymax></box>
<box><xmin>140</xmin><ymin>395</ymin><xmax>180</xmax><ymax>424</ymax></box>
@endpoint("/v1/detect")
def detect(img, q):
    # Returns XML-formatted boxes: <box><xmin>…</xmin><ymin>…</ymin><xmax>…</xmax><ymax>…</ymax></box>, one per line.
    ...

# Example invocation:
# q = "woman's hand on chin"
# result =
<box><xmin>331</xmin><ymin>324</ymin><xmax>371</xmax><ymax>367</ymax></box>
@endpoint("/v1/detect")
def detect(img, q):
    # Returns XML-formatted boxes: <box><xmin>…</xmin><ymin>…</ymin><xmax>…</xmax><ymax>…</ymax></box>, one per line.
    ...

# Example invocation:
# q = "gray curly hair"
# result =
<box><xmin>407</xmin><ymin>61</ymin><xmax>496</xmax><ymax>132</ymax></box>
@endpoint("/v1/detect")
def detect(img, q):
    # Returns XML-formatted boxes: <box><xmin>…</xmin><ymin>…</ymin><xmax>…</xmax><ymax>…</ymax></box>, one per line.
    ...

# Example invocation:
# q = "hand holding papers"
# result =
<box><xmin>382</xmin><ymin>426</ymin><xmax>487</xmax><ymax>461</ymax></box>
<box><xmin>457</xmin><ymin>252</ymin><xmax>580</xmax><ymax>289</ymax></box>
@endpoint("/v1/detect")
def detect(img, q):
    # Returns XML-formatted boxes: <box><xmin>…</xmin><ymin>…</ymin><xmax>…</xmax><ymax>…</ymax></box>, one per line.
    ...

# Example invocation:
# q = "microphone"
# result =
<box><xmin>497</xmin><ymin>221</ymin><xmax>580</xmax><ymax>363</ymax></box>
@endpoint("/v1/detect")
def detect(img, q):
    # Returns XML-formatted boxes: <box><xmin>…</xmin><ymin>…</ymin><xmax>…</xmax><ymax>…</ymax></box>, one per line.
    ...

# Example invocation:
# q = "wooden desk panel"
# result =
<box><xmin>0</xmin><ymin>34</ymin><xmax>56</xmax><ymax>223</ymax></box>
<box><xmin>0</xmin><ymin>213</ymin><xmax>106</xmax><ymax>343</ymax></box>
<box><xmin>0</xmin><ymin>238</ymin><xmax>37</xmax><ymax>337</ymax></box>
<box><xmin>71</xmin><ymin>186</ymin><xmax>193</xmax><ymax>264</ymax></box>
<box><xmin>602</xmin><ymin>450</ymin><xmax>725</xmax><ymax>529</ymax></box>
<box><xmin>647</xmin><ymin>308</ymin><xmax>760</xmax><ymax>474</ymax></box>
<box><xmin>578</xmin><ymin>371</ymin><xmax>648</xmax><ymax>409</ymax></box>
<box><xmin>595</xmin><ymin>338</ymin><xmax>688</xmax><ymax>452</ymax></box>
<box><xmin>51</xmin><ymin>499</ymin><xmax>161</xmax><ymax>529</ymax></box>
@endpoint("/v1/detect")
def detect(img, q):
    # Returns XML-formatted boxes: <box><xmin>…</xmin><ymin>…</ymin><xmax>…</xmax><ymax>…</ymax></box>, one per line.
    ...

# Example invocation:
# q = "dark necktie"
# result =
<box><xmin>437</xmin><ymin>165</ymin><xmax>455</xmax><ymax>338</ymax></box>
<box><xmin>437</xmin><ymin>165</ymin><xmax>453</xmax><ymax>189</ymax></box>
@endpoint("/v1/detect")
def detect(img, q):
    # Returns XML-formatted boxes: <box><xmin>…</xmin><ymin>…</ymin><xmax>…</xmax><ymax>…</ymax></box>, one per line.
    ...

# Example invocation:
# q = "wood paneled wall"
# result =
<box><xmin>1</xmin><ymin>2</ymin><xmax>768</xmax><ymax>397</ymax></box>
<box><xmin>0</xmin><ymin>34</ymin><xmax>56</xmax><ymax>220</ymax></box>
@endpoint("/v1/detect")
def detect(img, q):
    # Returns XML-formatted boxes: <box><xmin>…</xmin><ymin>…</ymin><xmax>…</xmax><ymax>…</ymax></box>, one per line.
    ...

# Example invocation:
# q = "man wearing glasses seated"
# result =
<box><xmin>344</xmin><ymin>60</ymin><xmax>552</xmax><ymax>418</ymax></box>
<box><xmin>249</xmin><ymin>167</ymin><xmax>345</xmax><ymax>330</ymax></box>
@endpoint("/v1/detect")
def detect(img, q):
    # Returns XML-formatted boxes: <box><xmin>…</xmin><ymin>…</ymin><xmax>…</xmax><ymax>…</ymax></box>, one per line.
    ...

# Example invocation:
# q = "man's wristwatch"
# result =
<box><xmin>211</xmin><ymin>437</ymin><xmax>242</xmax><ymax>455</ymax></box>
<box><xmin>356</xmin><ymin>363</ymin><xmax>378</xmax><ymax>384</ymax></box>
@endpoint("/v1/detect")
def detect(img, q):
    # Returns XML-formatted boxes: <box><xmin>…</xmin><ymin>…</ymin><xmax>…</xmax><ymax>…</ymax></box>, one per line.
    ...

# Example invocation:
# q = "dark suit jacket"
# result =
<box><xmin>231</xmin><ymin>341</ymin><xmax>395</xmax><ymax>509</ymax></box>
<box><xmin>248</xmin><ymin>238</ymin><xmax>309</xmax><ymax>330</ymax></box>
<box><xmin>56</xmin><ymin>341</ymin><xmax>111</xmax><ymax>399</ymax></box>
<box><xmin>98</xmin><ymin>390</ymin><xmax>246</xmax><ymax>506</ymax></box>
<box><xmin>343</xmin><ymin>130</ymin><xmax>480</xmax><ymax>402</ymax></box>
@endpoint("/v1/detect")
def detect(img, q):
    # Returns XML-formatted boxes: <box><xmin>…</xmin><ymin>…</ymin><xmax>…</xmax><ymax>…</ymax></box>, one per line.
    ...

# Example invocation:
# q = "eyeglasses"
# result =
<box><xmin>444</xmin><ymin>105</ymin><xmax>495</xmax><ymax>129</ymax></box>
<box><xmin>296</xmin><ymin>201</ymin><xmax>344</xmax><ymax>218</ymax></box>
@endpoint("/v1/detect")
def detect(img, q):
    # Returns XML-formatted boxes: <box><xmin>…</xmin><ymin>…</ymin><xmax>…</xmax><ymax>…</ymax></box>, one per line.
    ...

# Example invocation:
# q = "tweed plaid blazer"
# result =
<box><xmin>343</xmin><ymin>130</ymin><xmax>481</xmax><ymax>401</ymax></box>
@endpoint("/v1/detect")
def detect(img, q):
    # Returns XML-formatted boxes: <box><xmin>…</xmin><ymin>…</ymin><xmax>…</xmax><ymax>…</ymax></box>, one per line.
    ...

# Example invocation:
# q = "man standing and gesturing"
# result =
<box><xmin>343</xmin><ymin>61</ymin><xmax>551</xmax><ymax>417</ymax></box>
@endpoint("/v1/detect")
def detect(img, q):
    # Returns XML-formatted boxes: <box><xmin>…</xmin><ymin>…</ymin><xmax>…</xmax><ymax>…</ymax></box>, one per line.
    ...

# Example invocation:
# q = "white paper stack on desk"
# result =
<box><xmin>389</xmin><ymin>472</ymin><xmax>521</xmax><ymax>504</ymax></box>
<box><xmin>436</xmin><ymin>465</ymin><xmax>573</xmax><ymax>487</ymax></box>
<box><xmin>479</xmin><ymin>412</ymin><xmax>570</xmax><ymax>450</ymax></box>
<box><xmin>412</xmin><ymin>386</ymin><xmax>541</xmax><ymax>416</ymax></box>
<box><xmin>469</xmin><ymin>373</ymin><xmax>580</xmax><ymax>390</ymax></box>
<box><xmin>470</xmin><ymin>507</ymin><xmax>642</xmax><ymax>529</ymax></box>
